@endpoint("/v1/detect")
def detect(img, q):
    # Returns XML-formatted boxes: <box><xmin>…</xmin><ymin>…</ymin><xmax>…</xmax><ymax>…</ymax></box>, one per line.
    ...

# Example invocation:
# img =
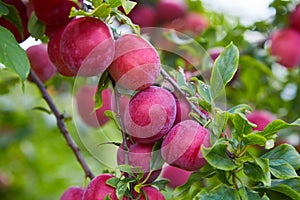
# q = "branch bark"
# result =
<box><xmin>29</xmin><ymin>69</ymin><xmax>95</xmax><ymax>180</ymax></box>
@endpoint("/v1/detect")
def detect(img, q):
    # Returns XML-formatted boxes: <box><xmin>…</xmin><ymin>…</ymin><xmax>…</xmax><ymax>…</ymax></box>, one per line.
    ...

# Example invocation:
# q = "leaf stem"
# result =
<box><xmin>29</xmin><ymin>69</ymin><xmax>95</xmax><ymax>180</ymax></box>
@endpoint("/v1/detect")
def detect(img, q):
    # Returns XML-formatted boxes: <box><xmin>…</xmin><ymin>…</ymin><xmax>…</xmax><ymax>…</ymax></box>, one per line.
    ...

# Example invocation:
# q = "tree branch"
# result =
<box><xmin>160</xmin><ymin>67</ymin><xmax>209</xmax><ymax>120</ymax></box>
<box><xmin>29</xmin><ymin>69</ymin><xmax>95</xmax><ymax>180</ymax></box>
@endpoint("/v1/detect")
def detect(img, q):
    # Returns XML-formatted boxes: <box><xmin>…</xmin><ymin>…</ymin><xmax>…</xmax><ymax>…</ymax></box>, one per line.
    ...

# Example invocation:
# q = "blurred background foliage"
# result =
<box><xmin>1</xmin><ymin>0</ymin><xmax>300</xmax><ymax>199</ymax></box>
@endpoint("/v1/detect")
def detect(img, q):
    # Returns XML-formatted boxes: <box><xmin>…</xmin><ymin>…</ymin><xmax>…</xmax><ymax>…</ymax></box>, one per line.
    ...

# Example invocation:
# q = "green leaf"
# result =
<box><xmin>197</xmin><ymin>185</ymin><xmax>240</xmax><ymax>200</ymax></box>
<box><xmin>2</xmin><ymin>2</ymin><xmax>23</xmax><ymax>39</ymax></box>
<box><xmin>28</xmin><ymin>12</ymin><xmax>46</xmax><ymax>40</ymax></box>
<box><xmin>243</xmin><ymin>161</ymin><xmax>271</xmax><ymax>186</ymax></box>
<box><xmin>0</xmin><ymin>26</ymin><xmax>30</xmax><ymax>81</ymax></box>
<box><xmin>0</xmin><ymin>1</ymin><xmax>9</xmax><ymax>16</ymax></box>
<box><xmin>258</xmin><ymin>118</ymin><xmax>300</xmax><ymax>138</ymax></box>
<box><xmin>239</xmin><ymin>187</ymin><xmax>270</xmax><ymax>200</ymax></box>
<box><xmin>107</xmin><ymin>0</ymin><xmax>122</xmax><ymax>8</ymax></box>
<box><xmin>104</xmin><ymin>110</ymin><xmax>121</xmax><ymax>130</ymax></box>
<box><xmin>106</xmin><ymin>177</ymin><xmax>120</xmax><ymax>188</ymax></box>
<box><xmin>150</xmin><ymin>140</ymin><xmax>164</xmax><ymax>171</ymax></box>
<box><xmin>173</xmin><ymin>170</ymin><xmax>214</xmax><ymax>199</ymax></box>
<box><xmin>269</xmin><ymin>159</ymin><xmax>298</xmax><ymax>179</ymax></box>
<box><xmin>261</xmin><ymin>144</ymin><xmax>300</xmax><ymax>170</ymax></box>
<box><xmin>95</xmin><ymin>71</ymin><xmax>110</xmax><ymax>110</ymax></box>
<box><xmin>243</xmin><ymin>133</ymin><xmax>267</xmax><ymax>146</ymax></box>
<box><xmin>112</xmin><ymin>8</ymin><xmax>140</xmax><ymax>34</ymax></box>
<box><xmin>209</xmin><ymin>110</ymin><xmax>228</xmax><ymax>139</ymax></box>
<box><xmin>233</xmin><ymin>113</ymin><xmax>253</xmax><ymax>136</ymax></box>
<box><xmin>201</xmin><ymin>140</ymin><xmax>238</xmax><ymax>171</ymax></box>
<box><xmin>228</xmin><ymin>104</ymin><xmax>252</xmax><ymax>114</ymax></box>
<box><xmin>116</xmin><ymin>180</ymin><xmax>128</xmax><ymax>200</ymax></box>
<box><xmin>104</xmin><ymin>194</ymin><xmax>112</xmax><ymax>200</ymax></box>
<box><xmin>121</xmin><ymin>0</ymin><xmax>137</xmax><ymax>14</ymax></box>
<box><xmin>216</xmin><ymin>170</ymin><xmax>232</xmax><ymax>186</ymax></box>
<box><xmin>209</xmin><ymin>43</ymin><xmax>238</xmax><ymax>106</ymax></box>
<box><xmin>92</xmin><ymin>3</ymin><xmax>112</xmax><ymax>18</ymax></box>
<box><xmin>150</xmin><ymin>179</ymin><xmax>169</xmax><ymax>191</ymax></box>
<box><xmin>259</xmin><ymin>177</ymin><xmax>300</xmax><ymax>200</ymax></box>
<box><xmin>191</xmin><ymin>77</ymin><xmax>212</xmax><ymax>104</ymax></box>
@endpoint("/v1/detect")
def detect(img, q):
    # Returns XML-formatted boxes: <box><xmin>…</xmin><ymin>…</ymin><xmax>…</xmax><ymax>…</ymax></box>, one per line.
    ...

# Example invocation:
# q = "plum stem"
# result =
<box><xmin>160</xmin><ymin>67</ymin><xmax>209</xmax><ymax>121</ymax></box>
<box><xmin>28</xmin><ymin>69</ymin><xmax>95</xmax><ymax>180</ymax></box>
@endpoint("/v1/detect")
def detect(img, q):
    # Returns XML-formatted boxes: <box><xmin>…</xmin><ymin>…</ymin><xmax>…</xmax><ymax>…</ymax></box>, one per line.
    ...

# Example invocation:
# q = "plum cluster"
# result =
<box><xmin>270</xmin><ymin>4</ymin><xmax>300</xmax><ymax>69</ymax></box>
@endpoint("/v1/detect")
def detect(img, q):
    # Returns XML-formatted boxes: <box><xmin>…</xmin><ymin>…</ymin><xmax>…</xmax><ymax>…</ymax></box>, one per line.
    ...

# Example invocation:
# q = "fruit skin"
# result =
<box><xmin>156</xmin><ymin>0</ymin><xmax>187</xmax><ymax>22</ymax></box>
<box><xmin>108</xmin><ymin>34</ymin><xmax>161</xmax><ymax>91</ymax></box>
<box><xmin>246</xmin><ymin>110</ymin><xmax>276</xmax><ymax>131</ymax></box>
<box><xmin>128</xmin><ymin>5</ymin><xmax>157</xmax><ymax>27</ymax></box>
<box><xmin>270</xmin><ymin>29</ymin><xmax>300</xmax><ymax>69</ymax></box>
<box><xmin>124</xmin><ymin>86</ymin><xmax>176</xmax><ymax>144</ymax></box>
<box><xmin>161</xmin><ymin>120</ymin><xmax>210</xmax><ymax>171</ymax></box>
<box><xmin>0</xmin><ymin>0</ymin><xmax>30</xmax><ymax>43</ymax></box>
<box><xmin>117</xmin><ymin>142</ymin><xmax>162</xmax><ymax>183</ymax></box>
<box><xmin>134</xmin><ymin>186</ymin><xmax>166</xmax><ymax>200</ymax></box>
<box><xmin>60</xmin><ymin>186</ymin><xmax>84</xmax><ymax>200</ymax></box>
<box><xmin>173</xmin><ymin>95</ymin><xmax>191</xmax><ymax>125</ymax></box>
<box><xmin>289</xmin><ymin>5</ymin><xmax>300</xmax><ymax>32</ymax></box>
<box><xmin>48</xmin><ymin>26</ymin><xmax>76</xmax><ymax>76</ymax></box>
<box><xmin>32</xmin><ymin>0</ymin><xmax>82</xmax><ymax>26</ymax></box>
<box><xmin>60</xmin><ymin>17</ymin><xmax>115</xmax><ymax>77</ymax></box>
<box><xmin>76</xmin><ymin>85</ymin><xmax>112</xmax><ymax>128</ymax></box>
<box><xmin>26</xmin><ymin>44</ymin><xmax>56</xmax><ymax>83</ymax></box>
<box><xmin>82</xmin><ymin>174</ymin><xmax>126</xmax><ymax>200</ymax></box>
<box><xmin>161</xmin><ymin>164</ymin><xmax>192</xmax><ymax>188</ymax></box>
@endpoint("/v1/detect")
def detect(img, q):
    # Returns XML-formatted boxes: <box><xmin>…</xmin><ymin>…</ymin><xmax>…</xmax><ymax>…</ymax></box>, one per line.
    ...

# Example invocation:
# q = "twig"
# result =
<box><xmin>29</xmin><ymin>69</ymin><xmax>95</xmax><ymax>180</ymax></box>
<box><xmin>160</xmin><ymin>67</ymin><xmax>209</xmax><ymax>120</ymax></box>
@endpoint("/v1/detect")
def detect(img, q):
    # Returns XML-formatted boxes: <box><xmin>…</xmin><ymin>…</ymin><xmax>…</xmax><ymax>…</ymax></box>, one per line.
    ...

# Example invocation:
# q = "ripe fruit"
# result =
<box><xmin>270</xmin><ymin>29</ymin><xmax>300</xmax><ymax>68</ymax></box>
<box><xmin>208</xmin><ymin>47</ymin><xmax>225</xmax><ymax>61</ymax></box>
<box><xmin>26</xmin><ymin>44</ymin><xmax>56</xmax><ymax>83</ymax></box>
<box><xmin>157</xmin><ymin>0</ymin><xmax>187</xmax><ymax>22</ymax></box>
<box><xmin>134</xmin><ymin>186</ymin><xmax>165</xmax><ymax>200</ymax></box>
<box><xmin>173</xmin><ymin>96</ymin><xmax>191</xmax><ymax>125</ymax></box>
<box><xmin>161</xmin><ymin>120</ymin><xmax>210</xmax><ymax>171</ymax></box>
<box><xmin>32</xmin><ymin>0</ymin><xmax>82</xmax><ymax>26</ymax></box>
<box><xmin>128</xmin><ymin>5</ymin><xmax>157</xmax><ymax>27</ymax></box>
<box><xmin>82</xmin><ymin>174</ymin><xmax>124</xmax><ymax>200</ymax></box>
<box><xmin>161</xmin><ymin>164</ymin><xmax>192</xmax><ymax>188</ymax></box>
<box><xmin>117</xmin><ymin>142</ymin><xmax>161</xmax><ymax>183</ymax></box>
<box><xmin>0</xmin><ymin>0</ymin><xmax>29</xmax><ymax>42</ymax></box>
<box><xmin>108</xmin><ymin>34</ymin><xmax>161</xmax><ymax>90</ymax></box>
<box><xmin>246</xmin><ymin>110</ymin><xmax>276</xmax><ymax>131</ymax></box>
<box><xmin>60</xmin><ymin>17</ymin><xmax>115</xmax><ymax>77</ymax></box>
<box><xmin>48</xmin><ymin>26</ymin><xmax>76</xmax><ymax>76</ymax></box>
<box><xmin>289</xmin><ymin>5</ymin><xmax>300</xmax><ymax>32</ymax></box>
<box><xmin>76</xmin><ymin>85</ymin><xmax>112</xmax><ymax>128</ymax></box>
<box><xmin>124</xmin><ymin>86</ymin><xmax>176</xmax><ymax>144</ymax></box>
<box><xmin>60</xmin><ymin>186</ymin><xmax>84</xmax><ymax>200</ymax></box>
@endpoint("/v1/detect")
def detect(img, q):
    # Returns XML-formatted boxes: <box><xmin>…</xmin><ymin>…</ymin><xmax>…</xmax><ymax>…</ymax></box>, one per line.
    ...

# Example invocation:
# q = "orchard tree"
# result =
<box><xmin>1</xmin><ymin>0</ymin><xmax>300</xmax><ymax>199</ymax></box>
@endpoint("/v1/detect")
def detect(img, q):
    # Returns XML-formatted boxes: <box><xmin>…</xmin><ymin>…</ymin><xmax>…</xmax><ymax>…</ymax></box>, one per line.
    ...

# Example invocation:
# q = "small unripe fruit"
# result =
<box><xmin>117</xmin><ymin>142</ymin><xmax>161</xmax><ymax>183</ymax></box>
<box><xmin>162</xmin><ymin>120</ymin><xmax>210</xmax><ymax>171</ymax></box>
<box><xmin>161</xmin><ymin>164</ymin><xmax>192</xmax><ymax>188</ymax></box>
<box><xmin>82</xmin><ymin>174</ymin><xmax>126</xmax><ymax>200</ymax></box>
<box><xmin>108</xmin><ymin>34</ymin><xmax>161</xmax><ymax>90</ymax></box>
<box><xmin>60</xmin><ymin>186</ymin><xmax>84</xmax><ymax>200</ymax></box>
<box><xmin>26</xmin><ymin>44</ymin><xmax>56</xmax><ymax>83</ymax></box>
<box><xmin>246</xmin><ymin>110</ymin><xmax>276</xmax><ymax>131</ymax></box>
<box><xmin>60</xmin><ymin>17</ymin><xmax>115</xmax><ymax>76</ymax></box>
<box><xmin>124</xmin><ymin>86</ymin><xmax>176</xmax><ymax>144</ymax></box>
<box><xmin>32</xmin><ymin>0</ymin><xmax>83</xmax><ymax>26</ymax></box>
<box><xmin>270</xmin><ymin>29</ymin><xmax>300</xmax><ymax>68</ymax></box>
<box><xmin>76</xmin><ymin>85</ymin><xmax>112</xmax><ymax>128</ymax></box>
<box><xmin>0</xmin><ymin>0</ymin><xmax>29</xmax><ymax>42</ymax></box>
